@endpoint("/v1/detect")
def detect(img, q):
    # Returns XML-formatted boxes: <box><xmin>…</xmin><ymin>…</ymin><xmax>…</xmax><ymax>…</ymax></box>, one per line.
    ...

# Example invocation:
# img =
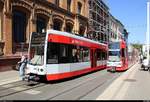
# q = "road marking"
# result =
<box><xmin>24</xmin><ymin>90</ymin><xmax>41</xmax><ymax>95</ymax></box>
<box><xmin>2</xmin><ymin>84</ymin><xmax>14</xmax><ymax>88</ymax></box>
<box><xmin>11</xmin><ymin>87</ymin><xmax>26</xmax><ymax>91</ymax></box>
<box><xmin>0</xmin><ymin>77</ymin><xmax>21</xmax><ymax>86</ymax></box>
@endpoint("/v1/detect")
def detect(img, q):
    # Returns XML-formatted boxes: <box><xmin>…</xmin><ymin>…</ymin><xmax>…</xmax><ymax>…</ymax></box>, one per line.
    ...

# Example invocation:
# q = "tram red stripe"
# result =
<box><xmin>46</xmin><ymin>65</ymin><xmax>106</xmax><ymax>81</ymax></box>
<box><xmin>48</xmin><ymin>34</ymin><xmax>108</xmax><ymax>51</ymax></box>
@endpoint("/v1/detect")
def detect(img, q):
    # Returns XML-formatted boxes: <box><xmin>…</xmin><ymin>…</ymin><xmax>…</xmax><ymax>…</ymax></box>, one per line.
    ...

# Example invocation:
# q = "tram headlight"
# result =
<box><xmin>40</xmin><ymin>69</ymin><xmax>44</xmax><ymax>72</ymax></box>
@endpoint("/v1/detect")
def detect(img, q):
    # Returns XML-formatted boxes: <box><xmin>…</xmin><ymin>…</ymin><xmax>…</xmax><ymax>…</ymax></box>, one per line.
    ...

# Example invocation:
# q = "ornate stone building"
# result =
<box><xmin>0</xmin><ymin>0</ymin><xmax>89</xmax><ymax>57</ymax></box>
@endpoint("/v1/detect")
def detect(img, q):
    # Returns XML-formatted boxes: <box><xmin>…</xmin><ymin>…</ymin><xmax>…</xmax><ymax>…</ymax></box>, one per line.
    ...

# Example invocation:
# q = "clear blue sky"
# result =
<box><xmin>106</xmin><ymin>0</ymin><xmax>147</xmax><ymax>44</ymax></box>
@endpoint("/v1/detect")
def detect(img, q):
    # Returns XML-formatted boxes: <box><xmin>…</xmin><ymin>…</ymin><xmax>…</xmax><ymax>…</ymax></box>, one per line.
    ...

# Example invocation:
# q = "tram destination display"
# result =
<box><xmin>31</xmin><ymin>32</ymin><xmax>46</xmax><ymax>44</ymax></box>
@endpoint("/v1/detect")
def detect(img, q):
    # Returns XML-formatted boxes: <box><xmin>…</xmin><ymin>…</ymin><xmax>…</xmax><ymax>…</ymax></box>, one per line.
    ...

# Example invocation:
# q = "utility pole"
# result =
<box><xmin>146</xmin><ymin>0</ymin><xmax>150</xmax><ymax>61</ymax></box>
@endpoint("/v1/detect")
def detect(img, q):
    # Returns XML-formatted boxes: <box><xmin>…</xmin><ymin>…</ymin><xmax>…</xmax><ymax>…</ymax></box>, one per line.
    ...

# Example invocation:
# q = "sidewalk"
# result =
<box><xmin>0</xmin><ymin>70</ymin><xmax>21</xmax><ymax>85</ymax></box>
<box><xmin>96</xmin><ymin>63</ymin><xmax>150</xmax><ymax>100</ymax></box>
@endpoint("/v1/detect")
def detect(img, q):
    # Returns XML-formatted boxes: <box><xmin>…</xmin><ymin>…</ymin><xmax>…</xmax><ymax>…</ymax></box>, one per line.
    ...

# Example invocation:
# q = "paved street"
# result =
<box><xmin>1</xmin><ymin>62</ymin><xmax>150</xmax><ymax>100</ymax></box>
<box><xmin>0</xmin><ymin>62</ymin><xmax>146</xmax><ymax>100</ymax></box>
<box><xmin>0</xmin><ymin>69</ymin><xmax>122</xmax><ymax>100</ymax></box>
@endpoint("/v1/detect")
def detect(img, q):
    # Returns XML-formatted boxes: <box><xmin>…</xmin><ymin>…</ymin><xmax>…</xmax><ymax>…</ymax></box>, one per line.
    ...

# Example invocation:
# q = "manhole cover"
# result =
<box><xmin>124</xmin><ymin>79</ymin><xmax>137</xmax><ymax>82</ymax></box>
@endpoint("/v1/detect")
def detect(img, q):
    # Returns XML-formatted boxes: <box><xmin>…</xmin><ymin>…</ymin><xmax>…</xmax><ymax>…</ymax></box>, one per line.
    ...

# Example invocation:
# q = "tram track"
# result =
<box><xmin>0</xmin><ymin>70</ymin><xmax>106</xmax><ymax>99</ymax></box>
<box><xmin>0</xmin><ymin>69</ymin><xmax>123</xmax><ymax>100</ymax></box>
<box><xmin>0</xmin><ymin>70</ymin><xmax>108</xmax><ymax>99</ymax></box>
<box><xmin>48</xmin><ymin>71</ymin><xmax>122</xmax><ymax>100</ymax></box>
<box><xmin>0</xmin><ymin>81</ymin><xmax>46</xmax><ymax>98</ymax></box>
<box><xmin>77</xmin><ymin>73</ymin><xmax>121</xmax><ymax>100</ymax></box>
<box><xmin>0</xmin><ymin>81</ymin><xmax>27</xmax><ymax>91</ymax></box>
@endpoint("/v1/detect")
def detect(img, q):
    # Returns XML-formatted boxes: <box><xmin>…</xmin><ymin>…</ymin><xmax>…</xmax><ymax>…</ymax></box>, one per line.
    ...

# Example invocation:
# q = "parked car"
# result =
<box><xmin>141</xmin><ymin>57</ymin><xmax>150</xmax><ymax>71</ymax></box>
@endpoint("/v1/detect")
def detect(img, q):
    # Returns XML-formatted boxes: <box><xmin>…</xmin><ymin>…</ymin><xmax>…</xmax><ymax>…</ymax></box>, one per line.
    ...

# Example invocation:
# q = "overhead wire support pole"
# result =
<box><xmin>147</xmin><ymin>0</ymin><xmax>150</xmax><ymax>62</ymax></box>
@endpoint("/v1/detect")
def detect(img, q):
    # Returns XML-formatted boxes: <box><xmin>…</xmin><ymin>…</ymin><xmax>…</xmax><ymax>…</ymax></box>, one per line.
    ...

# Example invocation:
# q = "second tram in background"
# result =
<box><xmin>107</xmin><ymin>40</ymin><xmax>128</xmax><ymax>72</ymax></box>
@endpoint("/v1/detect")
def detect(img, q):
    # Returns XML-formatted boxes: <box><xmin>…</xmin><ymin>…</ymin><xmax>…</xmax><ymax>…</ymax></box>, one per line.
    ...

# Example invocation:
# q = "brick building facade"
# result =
<box><xmin>0</xmin><ymin>0</ymin><xmax>89</xmax><ymax>57</ymax></box>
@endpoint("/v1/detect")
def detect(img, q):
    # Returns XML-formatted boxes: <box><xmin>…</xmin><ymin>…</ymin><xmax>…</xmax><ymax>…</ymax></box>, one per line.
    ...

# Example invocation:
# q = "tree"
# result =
<box><xmin>131</xmin><ymin>43</ymin><xmax>142</xmax><ymax>52</ymax></box>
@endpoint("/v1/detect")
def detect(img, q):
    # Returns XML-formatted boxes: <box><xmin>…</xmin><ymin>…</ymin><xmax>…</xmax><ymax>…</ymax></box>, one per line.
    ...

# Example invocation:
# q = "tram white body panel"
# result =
<box><xmin>26</xmin><ymin>64</ymin><xmax>46</xmax><ymax>75</ymax></box>
<box><xmin>45</xmin><ymin>62</ymin><xmax>91</xmax><ymax>74</ymax></box>
<box><xmin>70</xmin><ymin>62</ymin><xmax>91</xmax><ymax>72</ymax></box>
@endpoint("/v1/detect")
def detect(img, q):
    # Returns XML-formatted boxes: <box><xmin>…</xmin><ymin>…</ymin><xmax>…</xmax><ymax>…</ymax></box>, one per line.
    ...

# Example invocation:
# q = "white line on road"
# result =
<box><xmin>24</xmin><ymin>90</ymin><xmax>41</xmax><ymax>95</ymax></box>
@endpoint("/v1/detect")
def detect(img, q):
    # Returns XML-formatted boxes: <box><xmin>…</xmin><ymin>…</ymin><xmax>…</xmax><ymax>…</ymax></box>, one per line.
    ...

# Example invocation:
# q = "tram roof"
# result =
<box><xmin>47</xmin><ymin>30</ymin><xmax>107</xmax><ymax>47</ymax></box>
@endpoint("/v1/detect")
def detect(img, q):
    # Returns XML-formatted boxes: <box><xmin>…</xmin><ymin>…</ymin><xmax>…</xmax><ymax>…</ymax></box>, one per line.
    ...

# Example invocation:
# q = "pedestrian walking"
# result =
<box><xmin>140</xmin><ymin>54</ymin><xmax>143</xmax><ymax>63</ymax></box>
<box><xmin>18</xmin><ymin>55</ymin><xmax>27</xmax><ymax>81</ymax></box>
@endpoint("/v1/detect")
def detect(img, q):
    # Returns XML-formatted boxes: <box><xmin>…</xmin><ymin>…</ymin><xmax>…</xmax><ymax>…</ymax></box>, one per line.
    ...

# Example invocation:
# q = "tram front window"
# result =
<box><xmin>29</xmin><ymin>32</ymin><xmax>46</xmax><ymax>66</ymax></box>
<box><xmin>29</xmin><ymin>44</ymin><xmax>44</xmax><ymax>65</ymax></box>
<box><xmin>108</xmin><ymin>51</ymin><xmax>120</xmax><ymax>62</ymax></box>
<box><xmin>109</xmin><ymin>42</ymin><xmax>120</xmax><ymax>49</ymax></box>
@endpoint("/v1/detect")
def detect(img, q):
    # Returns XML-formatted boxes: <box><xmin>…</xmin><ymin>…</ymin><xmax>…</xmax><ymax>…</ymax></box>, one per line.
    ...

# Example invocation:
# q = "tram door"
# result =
<box><xmin>91</xmin><ymin>49</ymin><xmax>97</xmax><ymax>68</ymax></box>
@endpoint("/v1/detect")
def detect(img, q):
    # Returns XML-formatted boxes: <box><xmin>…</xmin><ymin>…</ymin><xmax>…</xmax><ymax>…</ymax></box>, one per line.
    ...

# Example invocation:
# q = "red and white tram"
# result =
<box><xmin>26</xmin><ymin>30</ymin><xmax>108</xmax><ymax>81</ymax></box>
<box><xmin>107</xmin><ymin>40</ymin><xmax>128</xmax><ymax>72</ymax></box>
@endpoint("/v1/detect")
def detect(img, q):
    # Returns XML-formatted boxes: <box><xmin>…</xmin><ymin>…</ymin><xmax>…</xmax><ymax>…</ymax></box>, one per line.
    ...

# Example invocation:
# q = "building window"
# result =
<box><xmin>77</xmin><ymin>2</ymin><xmax>82</xmax><ymax>14</ymax></box>
<box><xmin>53</xmin><ymin>19</ymin><xmax>63</xmax><ymax>31</ymax></box>
<box><xmin>67</xmin><ymin>0</ymin><xmax>71</xmax><ymax>11</ymax></box>
<box><xmin>66</xmin><ymin>23</ymin><xmax>73</xmax><ymax>33</ymax></box>
<box><xmin>12</xmin><ymin>10</ymin><xmax>27</xmax><ymax>43</ymax></box>
<box><xmin>55</xmin><ymin>0</ymin><xmax>59</xmax><ymax>6</ymax></box>
<box><xmin>79</xmin><ymin>26</ymin><xmax>85</xmax><ymax>36</ymax></box>
<box><xmin>36</xmin><ymin>16</ymin><xmax>47</xmax><ymax>33</ymax></box>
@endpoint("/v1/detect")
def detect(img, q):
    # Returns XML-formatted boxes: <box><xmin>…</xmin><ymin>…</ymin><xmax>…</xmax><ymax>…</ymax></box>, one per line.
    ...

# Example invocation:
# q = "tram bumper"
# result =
<box><xmin>107</xmin><ymin>61</ymin><xmax>122</xmax><ymax>72</ymax></box>
<box><xmin>107</xmin><ymin>66</ymin><xmax>116</xmax><ymax>72</ymax></box>
<box><xmin>25</xmin><ymin>64</ymin><xmax>46</xmax><ymax>81</ymax></box>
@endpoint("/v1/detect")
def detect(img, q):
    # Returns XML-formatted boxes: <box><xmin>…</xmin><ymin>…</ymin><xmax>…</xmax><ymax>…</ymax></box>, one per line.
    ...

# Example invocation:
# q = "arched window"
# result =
<box><xmin>53</xmin><ymin>19</ymin><xmax>63</xmax><ymax>31</ymax></box>
<box><xmin>66</xmin><ymin>23</ymin><xmax>73</xmax><ymax>33</ymax></box>
<box><xmin>12</xmin><ymin>10</ymin><xmax>27</xmax><ymax>43</ymax></box>
<box><xmin>79</xmin><ymin>25</ymin><xmax>85</xmax><ymax>36</ymax></box>
<box><xmin>36</xmin><ymin>16</ymin><xmax>47</xmax><ymax>33</ymax></box>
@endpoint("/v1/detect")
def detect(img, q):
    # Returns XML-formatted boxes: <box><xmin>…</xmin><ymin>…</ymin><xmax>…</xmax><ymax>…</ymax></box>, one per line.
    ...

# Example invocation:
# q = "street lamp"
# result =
<box><xmin>146</xmin><ymin>0</ymin><xmax>150</xmax><ymax>61</ymax></box>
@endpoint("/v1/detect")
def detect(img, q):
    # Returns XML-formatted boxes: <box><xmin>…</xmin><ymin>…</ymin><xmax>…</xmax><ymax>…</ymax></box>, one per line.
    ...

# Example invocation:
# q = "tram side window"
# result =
<box><xmin>59</xmin><ymin>44</ymin><xmax>70</xmax><ymax>63</ymax></box>
<box><xmin>102</xmin><ymin>52</ymin><xmax>107</xmax><ymax>60</ymax></box>
<box><xmin>97</xmin><ymin>49</ymin><xmax>102</xmax><ymax>61</ymax></box>
<box><xmin>47</xmin><ymin>43</ymin><xmax>59</xmax><ymax>64</ymax></box>
<box><xmin>72</xmin><ymin>46</ymin><xmax>90</xmax><ymax>63</ymax></box>
<box><xmin>83</xmin><ymin>47</ymin><xmax>90</xmax><ymax>62</ymax></box>
<box><xmin>72</xmin><ymin>46</ymin><xmax>81</xmax><ymax>62</ymax></box>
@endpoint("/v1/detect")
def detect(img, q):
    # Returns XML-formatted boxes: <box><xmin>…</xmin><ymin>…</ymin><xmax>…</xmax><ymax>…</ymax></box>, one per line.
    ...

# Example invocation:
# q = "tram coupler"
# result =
<box><xmin>107</xmin><ymin>66</ymin><xmax>116</xmax><ymax>73</ymax></box>
<box><xmin>25</xmin><ymin>74</ymin><xmax>40</xmax><ymax>82</ymax></box>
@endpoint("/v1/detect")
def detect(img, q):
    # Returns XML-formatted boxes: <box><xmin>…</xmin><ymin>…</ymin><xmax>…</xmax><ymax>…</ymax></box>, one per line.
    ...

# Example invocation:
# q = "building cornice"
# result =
<box><xmin>35</xmin><ymin>0</ymin><xmax>75</xmax><ymax>18</ymax></box>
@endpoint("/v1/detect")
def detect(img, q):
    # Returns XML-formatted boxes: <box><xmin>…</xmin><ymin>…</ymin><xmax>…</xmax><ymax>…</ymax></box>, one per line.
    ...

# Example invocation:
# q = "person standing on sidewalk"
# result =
<box><xmin>18</xmin><ymin>55</ymin><xmax>27</xmax><ymax>81</ymax></box>
<box><xmin>140</xmin><ymin>54</ymin><xmax>143</xmax><ymax>63</ymax></box>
